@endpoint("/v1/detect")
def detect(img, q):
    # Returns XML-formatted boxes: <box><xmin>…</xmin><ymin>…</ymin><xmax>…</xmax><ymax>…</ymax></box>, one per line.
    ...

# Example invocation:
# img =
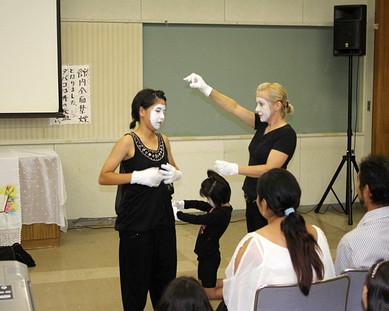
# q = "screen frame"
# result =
<box><xmin>0</xmin><ymin>0</ymin><xmax>63</xmax><ymax>118</ymax></box>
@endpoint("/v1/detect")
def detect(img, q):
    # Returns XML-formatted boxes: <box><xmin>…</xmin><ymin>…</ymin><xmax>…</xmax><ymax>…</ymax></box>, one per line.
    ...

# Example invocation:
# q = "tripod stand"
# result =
<box><xmin>314</xmin><ymin>55</ymin><xmax>359</xmax><ymax>225</ymax></box>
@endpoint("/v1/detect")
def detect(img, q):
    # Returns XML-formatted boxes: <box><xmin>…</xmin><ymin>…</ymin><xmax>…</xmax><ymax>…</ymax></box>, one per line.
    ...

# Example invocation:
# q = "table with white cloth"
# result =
<box><xmin>0</xmin><ymin>149</ymin><xmax>67</xmax><ymax>249</ymax></box>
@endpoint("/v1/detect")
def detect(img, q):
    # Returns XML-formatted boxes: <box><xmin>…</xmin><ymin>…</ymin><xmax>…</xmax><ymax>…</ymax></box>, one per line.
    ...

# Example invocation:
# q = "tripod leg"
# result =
<box><xmin>315</xmin><ymin>156</ymin><xmax>346</xmax><ymax>213</ymax></box>
<box><xmin>346</xmin><ymin>155</ymin><xmax>360</xmax><ymax>225</ymax></box>
<box><xmin>346</xmin><ymin>154</ymin><xmax>352</xmax><ymax>224</ymax></box>
<box><xmin>351</xmin><ymin>157</ymin><xmax>359</xmax><ymax>173</ymax></box>
<box><xmin>351</xmin><ymin>156</ymin><xmax>359</xmax><ymax>205</ymax></box>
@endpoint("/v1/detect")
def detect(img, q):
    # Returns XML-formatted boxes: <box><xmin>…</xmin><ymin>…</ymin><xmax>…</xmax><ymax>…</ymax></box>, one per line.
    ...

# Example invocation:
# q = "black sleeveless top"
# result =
<box><xmin>114</xmin><ymin>132</ymin><xmax>174</xmax><ymax>233</ymax></box>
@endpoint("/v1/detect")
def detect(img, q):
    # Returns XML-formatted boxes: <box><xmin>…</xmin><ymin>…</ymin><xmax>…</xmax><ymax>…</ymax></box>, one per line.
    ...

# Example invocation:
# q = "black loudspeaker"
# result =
<box><xmin>333</xmin><ymin>5</ymin><xmax>367</xmax><ymax>56</ymax></box>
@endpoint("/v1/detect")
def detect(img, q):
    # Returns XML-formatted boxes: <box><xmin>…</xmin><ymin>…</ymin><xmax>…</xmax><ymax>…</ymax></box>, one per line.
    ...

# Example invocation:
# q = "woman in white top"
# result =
<box><xmin>222</xmin><ymin>168</ymin><xmax>335</xmax><ymax>311</ymax></box>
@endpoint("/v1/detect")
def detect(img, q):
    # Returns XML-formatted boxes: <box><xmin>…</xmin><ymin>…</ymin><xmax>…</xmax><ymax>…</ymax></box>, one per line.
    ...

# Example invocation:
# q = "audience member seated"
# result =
<box><xmin>156</xmin><ymin>276</ymin><xmax>214</xmax><ymax>311</ymax></box>
<box><xmin>362</xmin><ymin>259</ymin><xmax>389</xmax><ymax>311</ymax></box>
<box><xmin>335</xmin><ymin>155</ymin><xmax>389</xmax><ymax>275</ymax></box>
<box><xmin>219</xmin><ymin>168</ymin><xmax>335</xmax><ymax>311</ymax></box>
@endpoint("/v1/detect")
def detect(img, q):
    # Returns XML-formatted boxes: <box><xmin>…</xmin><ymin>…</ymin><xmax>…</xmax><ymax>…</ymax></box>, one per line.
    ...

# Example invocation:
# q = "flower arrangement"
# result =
<box><xmin>0</xmin><ymin>184</ymin><xmax>17</xmax><ymax>214</ymax></box>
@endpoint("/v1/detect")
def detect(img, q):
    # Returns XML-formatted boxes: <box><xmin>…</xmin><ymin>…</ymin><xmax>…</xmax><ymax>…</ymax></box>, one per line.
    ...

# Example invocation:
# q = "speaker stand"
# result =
<box><xmin>314</xmin><ymin>56</ymin><xmax>359</xmax><ymax>225</ymax></box>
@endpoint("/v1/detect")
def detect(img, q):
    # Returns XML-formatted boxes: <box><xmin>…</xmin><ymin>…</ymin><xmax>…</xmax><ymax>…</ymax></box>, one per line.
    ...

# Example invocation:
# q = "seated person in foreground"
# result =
<box><xmin>335</xmin><ymin>155</ymin><xmax>389</xmax><ymax>274</ymax></box>
<box><xmin>156</xmin><ymin>276</ymin><xmax>214</xmax><ymax>311</ymax></box>
<box><xmin>222</xmin><ymin>168</ymin><xmax>335</xmax><ymax>311</ymax></box>
<box><xmin>362</xmin><ymin>259</ymin><xmax>389</xmax><ymax>311</ymax></box>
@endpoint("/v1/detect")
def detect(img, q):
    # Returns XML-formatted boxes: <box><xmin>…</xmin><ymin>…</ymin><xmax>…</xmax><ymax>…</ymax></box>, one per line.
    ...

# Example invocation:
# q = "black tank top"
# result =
<box><xmin>114</xmin><ymin>132</ymin><xmax>174</xmax><ymax>233</ymax></box>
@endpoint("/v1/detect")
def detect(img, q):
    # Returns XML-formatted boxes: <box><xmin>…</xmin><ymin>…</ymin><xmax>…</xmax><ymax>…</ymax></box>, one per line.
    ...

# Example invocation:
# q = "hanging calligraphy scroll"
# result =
<box><xmin>50</xmin><ymin>65</ymin><xmax>91</xmax><ymax>125</ymax></box>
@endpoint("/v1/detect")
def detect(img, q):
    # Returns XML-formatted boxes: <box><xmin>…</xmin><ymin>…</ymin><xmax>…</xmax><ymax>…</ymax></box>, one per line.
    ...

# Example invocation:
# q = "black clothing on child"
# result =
<box><xmin>177</xmin><ymin>200</ymin><xmax>232</xmax><ymax>288</ymax></box>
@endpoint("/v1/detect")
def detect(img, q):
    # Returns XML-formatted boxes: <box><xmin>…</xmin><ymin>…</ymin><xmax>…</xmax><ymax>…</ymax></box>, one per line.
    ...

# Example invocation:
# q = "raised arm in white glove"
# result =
<box><xmin>183</xmin><ymin>73</ymin><xmax>213</xmax><ymax>97</ymax></box>
<box><xmin>130</xmin><ymin>167</ymin><xmax>164</xmax><ymax>187</ymax></box>
<box><xmin>172</xmin><ymin>200</ymin><xmax>185</xmax><ymax>210</ymax></box>
<box><xmin>214</xmin><ymin>160</ymin><xmax>239</xmax><ymax>176</ymax></box>
<box><xmin>160</xmin><ymin>163</ymin><xmax>183</xmax><ymax>184</ymax></box>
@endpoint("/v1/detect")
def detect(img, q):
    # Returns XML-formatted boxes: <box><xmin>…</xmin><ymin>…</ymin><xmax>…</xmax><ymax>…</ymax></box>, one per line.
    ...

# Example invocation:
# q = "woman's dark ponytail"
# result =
<box><xmin>281</xmin><ymin>212</ymin><xmax>324</xmax><ymax>295</ymax></box>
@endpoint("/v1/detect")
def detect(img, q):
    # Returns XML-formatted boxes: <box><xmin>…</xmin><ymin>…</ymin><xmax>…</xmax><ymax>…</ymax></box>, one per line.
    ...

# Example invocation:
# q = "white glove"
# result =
<box><xmin>131</xmin><ymin>167</ymin><xmax>164</xmax><ymax>187</ymax></box>
<box><xmin>160</xmin><ymin>163</ymin><xmax>183</xmax><ymax>184</ymax></box>
<box><xmin>214</xmin><ymin>160</ymin><xmax>239</xmax><ymax>176</ymax></box>
<box><xmin>183</xmin><ymin>73</ymin><xmax>213</xmax><ymax>97</ymax></box>
<box><xmin>172</xmin><ymin>205</ymin><xmax>180</xmax><ymax>221</ymax></box>
<box><xmin>172</xmin><ymin>200</ymin><xmax>185</xmax><ymax>210</ymax></box>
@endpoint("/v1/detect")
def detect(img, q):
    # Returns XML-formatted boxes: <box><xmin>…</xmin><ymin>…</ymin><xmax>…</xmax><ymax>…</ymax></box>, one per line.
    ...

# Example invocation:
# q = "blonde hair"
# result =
<box><xmin>257</xmin><ymin>82</ymin><xmax>294</xmax><ymax>118</ymax></box>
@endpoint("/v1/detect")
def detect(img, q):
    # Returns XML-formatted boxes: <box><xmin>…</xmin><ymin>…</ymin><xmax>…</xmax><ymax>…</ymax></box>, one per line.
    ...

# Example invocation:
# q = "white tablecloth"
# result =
<box><xmin>0</xmin><ymin>149</ymin><xmax>67</xmax><ymax>246</ymax></box>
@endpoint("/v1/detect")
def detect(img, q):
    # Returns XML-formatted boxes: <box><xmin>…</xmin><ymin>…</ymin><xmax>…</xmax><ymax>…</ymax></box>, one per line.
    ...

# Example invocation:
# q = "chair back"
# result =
<box><xmin>253</xmin><ymin>275</ymin><xmax>350</xmax><ymax>311</ymax></box>
<box><xmin>342</xmin><ymin>269</ymin><xmax>368</xmax><ymax>311</ymax></box>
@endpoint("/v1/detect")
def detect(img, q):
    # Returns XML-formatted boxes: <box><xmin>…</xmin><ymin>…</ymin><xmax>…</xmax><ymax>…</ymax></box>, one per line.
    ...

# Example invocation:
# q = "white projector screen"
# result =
<box><xmin>0</xmin><ymin>0</ymin><xmax>62</xmax><ymax>117</ymax></box>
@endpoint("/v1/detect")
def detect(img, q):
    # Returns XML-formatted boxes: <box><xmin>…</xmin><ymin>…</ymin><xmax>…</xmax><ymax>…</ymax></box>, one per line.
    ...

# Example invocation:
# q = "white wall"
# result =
<box><xmin>49</xmin><ymin>133</ymin><xmax>366</xmax><ymax>219</ymax></box>
<box><xmin>61</xmin><ymin>0</ymin><xmax>370</xmax><ymax>26</ymax></box>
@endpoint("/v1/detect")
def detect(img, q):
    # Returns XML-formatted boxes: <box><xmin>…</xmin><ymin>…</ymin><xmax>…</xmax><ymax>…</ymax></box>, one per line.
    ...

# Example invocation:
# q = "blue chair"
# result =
<box><xmin>342</xmin><ymin>269</ymin><xmax>368</xmax><ymax>311</ymax></box>
<box><xmin>253</xmin><ymin>275</ymin><xmax>350</xmax><ymax>311</ymax></box>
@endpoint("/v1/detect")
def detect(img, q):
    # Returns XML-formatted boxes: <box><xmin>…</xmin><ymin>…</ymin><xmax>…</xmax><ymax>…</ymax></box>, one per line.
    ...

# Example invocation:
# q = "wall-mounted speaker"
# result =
<box><xmin>333</xmin><ymin>5</ymin><xmax>367</xmax><ymax>56</ymax></box>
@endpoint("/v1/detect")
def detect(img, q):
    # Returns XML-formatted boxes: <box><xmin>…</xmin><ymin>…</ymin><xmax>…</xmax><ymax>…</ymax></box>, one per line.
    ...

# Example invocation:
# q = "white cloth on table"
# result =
<box><xmin>10</xmin><ymin>149</ymin><xmax>68</xmax><ymax>232</ymax></box>
<box><xmin>0</xmin><ymin>149</ymin><xmax>22</xmax><ymax>246</ymax></box>
<box><xmin>223</xmin><ymin>225</ymin><xmax>335</xmax><ymax>311</ymax></box>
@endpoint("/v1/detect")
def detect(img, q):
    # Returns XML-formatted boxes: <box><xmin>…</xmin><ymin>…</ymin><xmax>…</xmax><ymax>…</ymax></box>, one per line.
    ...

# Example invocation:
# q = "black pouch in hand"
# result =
<box><xmin>167</xmin><ymin>183</ymin><xmax>174</xmax><ymax>196</ymax></box>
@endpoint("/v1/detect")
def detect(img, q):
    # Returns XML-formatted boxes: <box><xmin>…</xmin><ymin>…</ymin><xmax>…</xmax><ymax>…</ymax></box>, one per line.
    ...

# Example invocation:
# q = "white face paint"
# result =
<box><xmin>150</xmin><ymin>103</ymin><xmax>166</xmax><ymax>130</ymax></box>
<box><xmin>255</xmin><ymin>97</ymin><xmax>271</xmax><ymax>122</ymax></box>
<box><xmin>207</xmin><ymin>198</ymin><xmax>216</xmax><ymax>208</ymax></box>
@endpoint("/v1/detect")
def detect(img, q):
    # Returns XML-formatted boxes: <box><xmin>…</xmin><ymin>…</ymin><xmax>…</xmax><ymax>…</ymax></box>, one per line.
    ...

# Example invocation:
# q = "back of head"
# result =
<box><xmin>156</xmin><ymin>276</ymin><xmax>214</xmax><ymax>311</ymax></box>
<box><xmin>365</xmin><ymin>260</ymin><xmax>389</xmax><ymax>311</ymax></box>
<box><xmin>200</xmin><ymin>170</ymin><xmax>231</xmax><ymax>206</ymax></box>
<box><xmin>256</xmin><ymin>168</ymin><xmax>301</xmax><ymax>213</ymax></box>
<box><xmin>256</xmin><ymin>168</ymin><xmax>324</xmax><ymax>296</ymax></box>
<box><xmin>359</xmin><ymin>154</ymin><xmax>389</xmax><ymax>206</ymax></box>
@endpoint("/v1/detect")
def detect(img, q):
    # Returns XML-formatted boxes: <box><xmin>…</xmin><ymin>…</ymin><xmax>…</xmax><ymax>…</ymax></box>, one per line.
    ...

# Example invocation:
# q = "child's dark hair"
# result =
<box><xmin>129</xmin><ymin>88</ymin><xmax>166</xmax><ymax>129</ymax></box>
<box><xmin>156</xmin><ymin>276</ymin><xmax>214</xmax><ymax>311</ymax></box>
<box><xmin>365</xmin><ymin>259</ymin><xmax>389</xmax><ymax>311</ymax></box>
<box><xmin>256</xmin><ymin>168</ymin><xmax>324</xmax><ymax>296</ymax></box>
<box><xmin>199</xmin><ymin>170</ymin><xmax>231</xmax><ymax>207</ymax></box>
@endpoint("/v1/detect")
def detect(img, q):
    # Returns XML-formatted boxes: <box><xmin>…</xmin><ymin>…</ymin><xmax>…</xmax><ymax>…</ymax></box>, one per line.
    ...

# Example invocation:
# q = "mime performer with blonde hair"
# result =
<box><xmin>184</xmin><ymin>73</ymin><xmax>296</xmax><ymax>232</ymax></box>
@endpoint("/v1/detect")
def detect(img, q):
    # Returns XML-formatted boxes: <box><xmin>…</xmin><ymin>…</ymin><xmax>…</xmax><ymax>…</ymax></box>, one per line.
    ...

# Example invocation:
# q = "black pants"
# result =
<box><xmin>198</xmin><ymin>254</ymin><xmax>221</xmax><ymax>288</ymax></box>
<box><xmin>119</xmin><ymin>228</ymin><xmax>177</xmax><ymax>311</ymax></box>
<box><xmin>244</xmin><ymin>194</ymin><xmax>267</xmax><ymax>232</ymax></box>
<box><xmin>216</xmin><ymin>299</ymin><xmax>228</xmax><ymax>311</ymax></box>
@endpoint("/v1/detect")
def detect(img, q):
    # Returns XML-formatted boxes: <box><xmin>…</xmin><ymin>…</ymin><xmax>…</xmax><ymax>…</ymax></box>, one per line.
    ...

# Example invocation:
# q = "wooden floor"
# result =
<box><xmin>26</xmin><ymin>203</ymin><xmax>366</xmax><ymax>311</ymax></box>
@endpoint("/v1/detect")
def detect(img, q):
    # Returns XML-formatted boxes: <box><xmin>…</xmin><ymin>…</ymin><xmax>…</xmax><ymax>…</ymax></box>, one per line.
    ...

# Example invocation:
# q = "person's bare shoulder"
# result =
<box><xmin>306</xmin><ymin>224</ymin><xmax>319</xmax><ymax>241</ymax></box>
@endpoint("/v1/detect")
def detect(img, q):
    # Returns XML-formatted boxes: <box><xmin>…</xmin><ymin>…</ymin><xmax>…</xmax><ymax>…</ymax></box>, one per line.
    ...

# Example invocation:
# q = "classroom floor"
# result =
<box><xmin>26</xmin><ymin>203</ymin><xmax>365</xmax><ymax>311</ymax></box>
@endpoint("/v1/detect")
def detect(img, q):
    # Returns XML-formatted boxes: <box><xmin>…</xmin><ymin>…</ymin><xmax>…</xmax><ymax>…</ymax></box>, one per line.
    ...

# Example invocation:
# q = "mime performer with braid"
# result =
<box><xmin>99</xmin><ymin>89</ymin><xmax>182</xmax><ymax>311</ymax></box>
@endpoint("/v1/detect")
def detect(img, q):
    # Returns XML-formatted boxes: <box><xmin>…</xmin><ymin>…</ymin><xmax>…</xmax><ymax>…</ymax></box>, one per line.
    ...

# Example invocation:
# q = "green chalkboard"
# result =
<box><xmin>144</xmin><ymin>24</ymin><xmax>357</xmax><ymax>136</ymax></box>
